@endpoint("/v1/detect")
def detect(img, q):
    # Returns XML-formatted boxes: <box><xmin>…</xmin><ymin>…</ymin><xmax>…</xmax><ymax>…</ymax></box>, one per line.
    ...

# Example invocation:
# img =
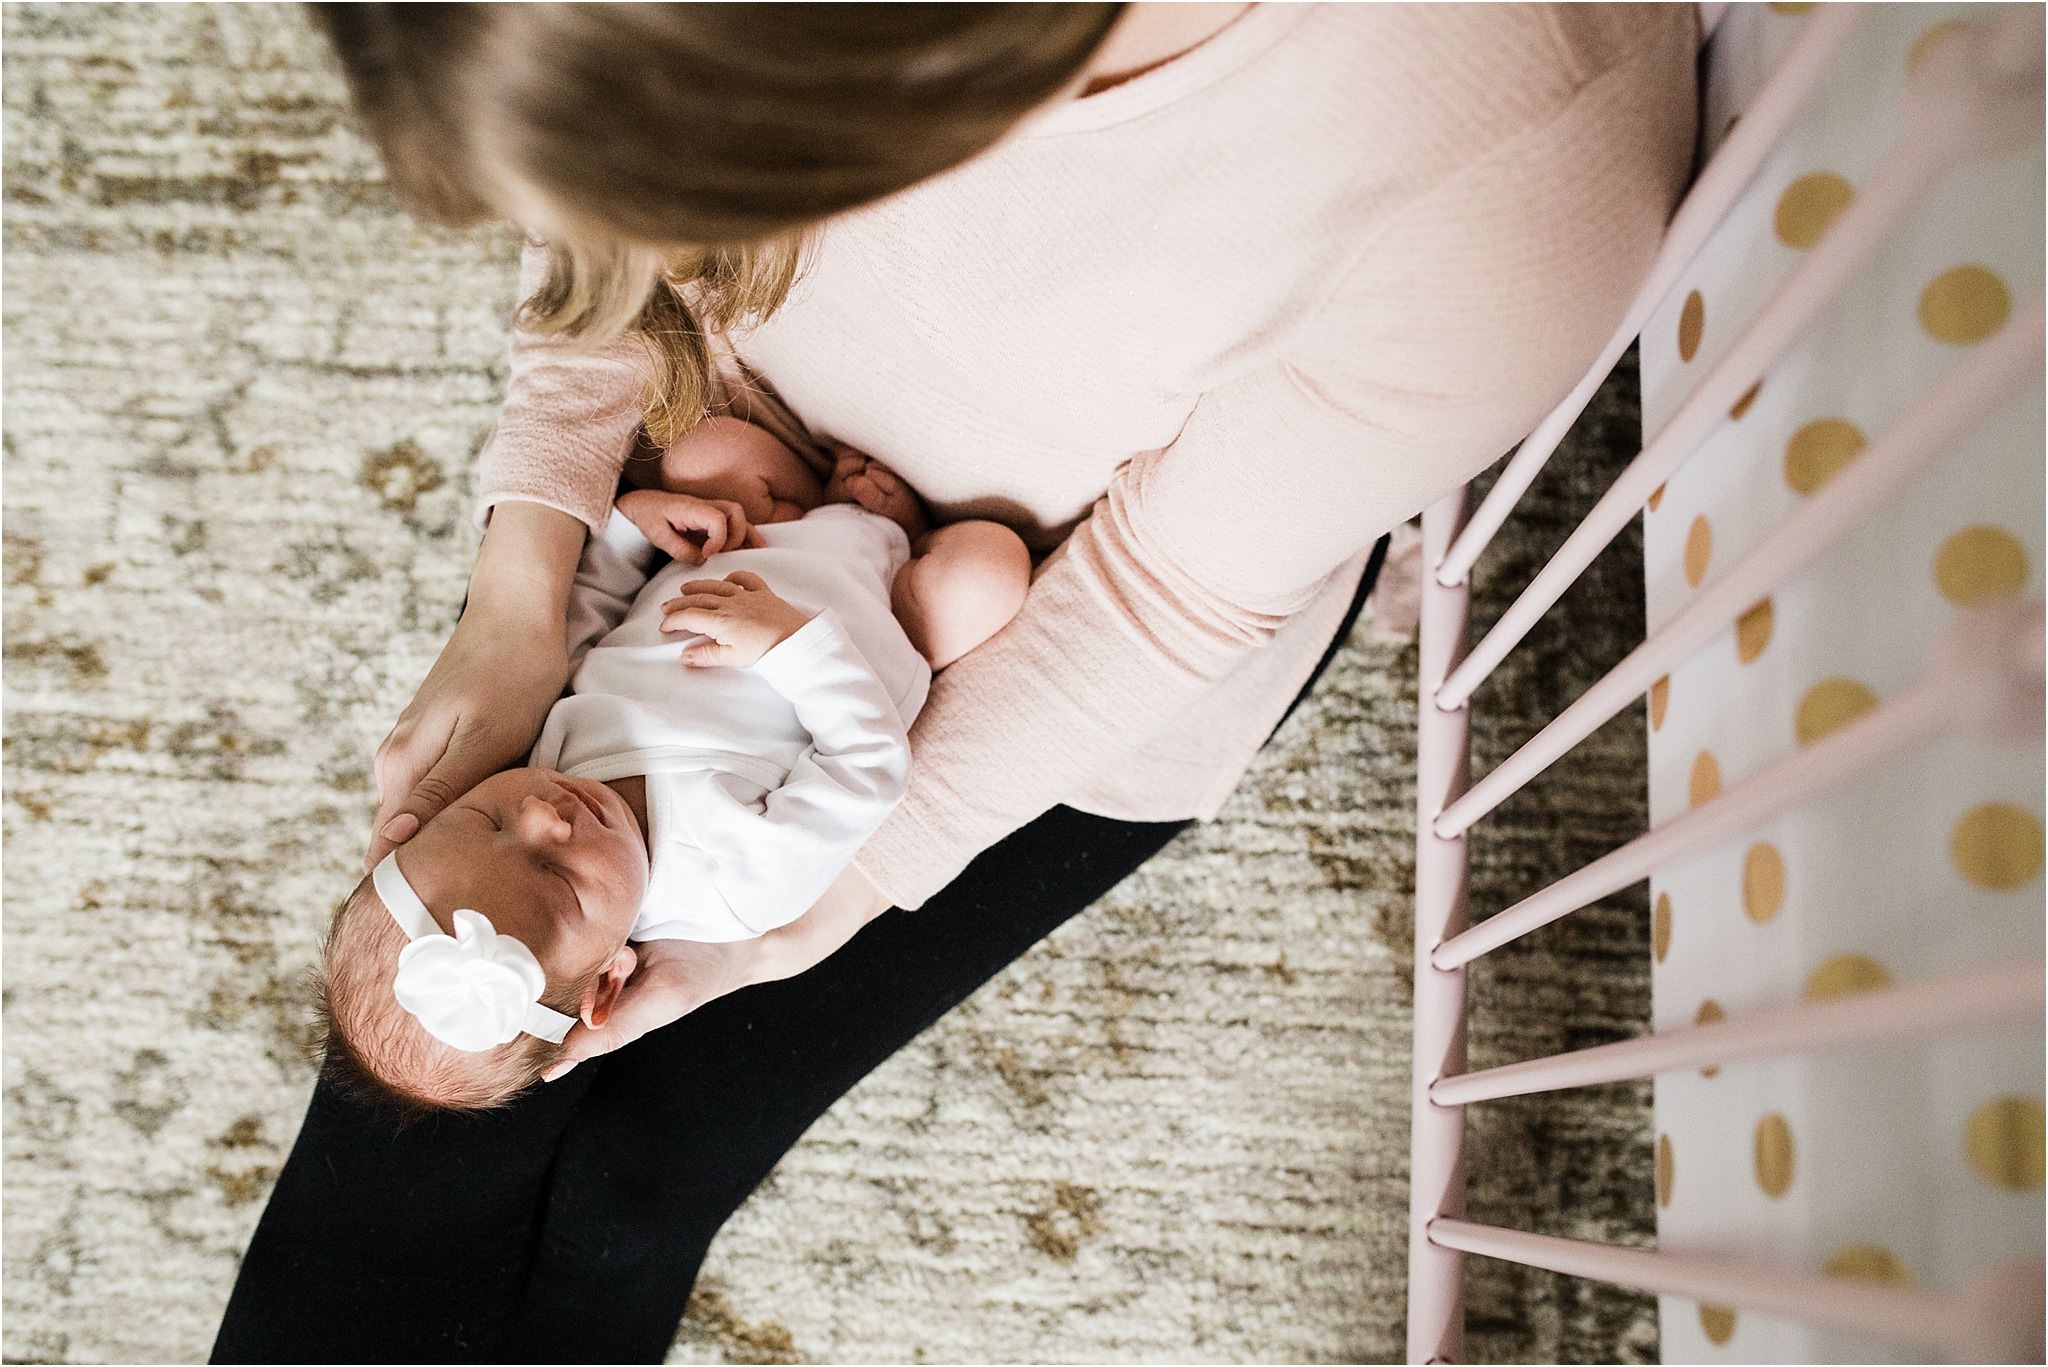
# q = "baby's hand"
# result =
<box><xmin>660</xmin><ymin>571</ymin><xmax>813</xmax><ymax>668</ymax></box>
<box><xmin>617</xmin><ymin>489</ymin><xmax>764</xmax><ymax>566</ymax></box>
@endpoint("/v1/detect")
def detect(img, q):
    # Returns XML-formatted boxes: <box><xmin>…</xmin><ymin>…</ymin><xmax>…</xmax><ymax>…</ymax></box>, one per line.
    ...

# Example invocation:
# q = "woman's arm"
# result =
<box><xmin>363</xmin><ymin>501</ymin><xmax>587</xmax><ymax>867</ymax></box>
<box><xmin>364</xmin><ymin>239</ymin><xmax>649</xmax><ymax>867</ymax></box>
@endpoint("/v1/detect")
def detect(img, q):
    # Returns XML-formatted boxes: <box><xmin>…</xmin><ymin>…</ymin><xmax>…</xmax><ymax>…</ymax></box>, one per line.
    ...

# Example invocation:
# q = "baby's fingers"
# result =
<box><xmin>661</xmin><ymin>605</ymin><xmax>727</xmax><ymax>637</ymax></box>
<box><xmin>635</xmin><ymin>519</ymin><xmax>700</xmax><ymax>565</ymax></box>
<box><xmin>682</xmin><ymin>639</ymin><xmax>747</xmax><ymax>668</ymax></box>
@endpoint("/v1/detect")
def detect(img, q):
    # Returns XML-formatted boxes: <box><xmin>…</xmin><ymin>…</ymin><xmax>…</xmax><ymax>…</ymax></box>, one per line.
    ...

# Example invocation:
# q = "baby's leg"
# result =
<box><xmin>892</xmin><ymin>521</ymin><xmax>1032</xmax><ymax>669</ymax></box>
<box><xmin>622</xmin><ymin>416</ymin><xmax>822</xmax><ymax>525</ymax></box>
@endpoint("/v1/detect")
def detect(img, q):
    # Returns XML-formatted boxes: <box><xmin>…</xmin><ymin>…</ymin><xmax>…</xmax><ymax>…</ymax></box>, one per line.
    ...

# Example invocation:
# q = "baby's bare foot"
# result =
<box><xmin>825</xmin><ymin>445</ymin><xmax>930</xmax><ymax>541</ymax></box>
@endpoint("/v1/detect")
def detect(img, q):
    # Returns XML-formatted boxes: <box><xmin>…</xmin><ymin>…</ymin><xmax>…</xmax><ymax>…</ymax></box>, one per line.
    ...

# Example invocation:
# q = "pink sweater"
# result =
<box><xmin>477</xmin><ymin>3</ymin><xmax>1697</xmax><ymax>908</ymax></box>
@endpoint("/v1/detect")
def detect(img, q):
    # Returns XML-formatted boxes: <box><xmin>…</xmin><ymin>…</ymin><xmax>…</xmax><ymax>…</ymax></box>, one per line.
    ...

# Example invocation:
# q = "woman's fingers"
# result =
<box><xmin>367</xmin><ymin>711</ymin><xmax>454</xmax><ymax>869</ymax></box>
<box><xmin>364</xmin><ymin>719</ymin><xmax>494</xmax><ymax>871</ymax></box>
<box><xmin>677</xmin><ymin>578</ymin><xmax>741</xmax><ymax>596</ymax></box>
<box><xmin>724</xmin><ymin>570</ymin><xmax>769</xmax><ymax>592</ymax></box>
<box><xmin>546</xmin><ymin>939</ymin><xmax>752</xmax><ymax>1076</ymax></box>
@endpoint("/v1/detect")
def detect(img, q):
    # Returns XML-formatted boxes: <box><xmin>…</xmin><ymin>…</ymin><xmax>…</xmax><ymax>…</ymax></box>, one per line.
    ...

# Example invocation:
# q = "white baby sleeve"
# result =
<box><xmin>685</xmin><ymin>610</ymin><xmax>912</xmax><ymax>934</ymax></box>
<box><xmin>564</xmin><ymin>509</ymin><xmax>663</xmax><ymax>667</ymax></box>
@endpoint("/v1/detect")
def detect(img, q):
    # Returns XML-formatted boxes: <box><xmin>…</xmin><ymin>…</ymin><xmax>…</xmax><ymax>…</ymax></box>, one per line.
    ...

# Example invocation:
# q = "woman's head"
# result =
<box><xmin>314</xmin><ymin>3</ymin><xmax>1124</xmax><ymax>441</ymax></box>
<box><xmin>312</xmin><ymin>769</ymin><xmax>646</xmax><ymax>1119</ymax></box>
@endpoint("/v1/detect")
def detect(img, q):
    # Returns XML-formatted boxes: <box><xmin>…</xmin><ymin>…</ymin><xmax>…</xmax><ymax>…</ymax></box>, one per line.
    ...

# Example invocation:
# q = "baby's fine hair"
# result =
<box><xmin>310</xmin><ymin>874</ymin><xmax>600</xmax><ymax>1125</ymax></box>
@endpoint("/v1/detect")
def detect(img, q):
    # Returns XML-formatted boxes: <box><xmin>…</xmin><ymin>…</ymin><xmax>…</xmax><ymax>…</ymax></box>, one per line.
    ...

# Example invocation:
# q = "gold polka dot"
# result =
<box><xmin>1769</xmin><ymin>1</ymin><xmax>1814</xmax><ymax>11</ymax></box>
<box><xmin>1826</xmin><ymin>1245</ymin><xmax>1911</xmax><ymax>1286</ymax></box>
<box><xmin>1652</xmin><ymin>891</ymin><xmax>1672</xmax><ymax>963</ymax></box>
<box><xmin>1683</xmin><ymin>515</ymin><xmax>1713</xmax><ymax>587</ymax></box>
<box><xmin>1688</xmin><ymin>751</ymin><xmax>1721</xmax><ymax>808</ymax></box>
<box><xmin>1784</xmin><ymin>418</ymin><xmax>1867</xmax><ymax>494</ymax></box>
<box><xmin>1649</xmin><ymin>676</ymin><xmax>1670</xmax><ymax>731</ymax></box>
<box><xmin>1678</xmin><ymin>290</ymin><xmax>1705</xmax><ymax>362</ymax></box>
<box><xmin>1920</xmin><ymin>265</ymin><xmax>2011</xmax><ymax>345</ymax></box>
<box><xmin>1735</xmin><ymin>598</ymin><xmax>1773</xmax><ymax>664</ymax></box>
<box><xmin>1803</xmin><ymin>953</ymin><xmax>1893</xmax><ymax>1002</ymax></box>
<box><xmin>1796</xmin><ymin>678</ymin><xmax>1878</xmax><ymax>745</ymax></box>
<box><xmin>1951</xmin><ymin>803</ymin><xmax>2046</xmax><ymax>891</ymax></box>
<box><xmin>1754</xmin><ymin>1112</ymin><xmax>1796</xmax><ymax>1197</ymax></box>
<box><xmin>1965</xmin><ymin>1097</ymin><xmax>2046</xmax><ymax>1190</ymax></box>
<box><xmin>1908</xmin><ymin>19</ymin><xmax>1970</xmax><ymax>74</ymax></box>
<box><xmin>1743</xmin><ymin>843</ymin><xmax>1785</xmax><ymax>923</ymax></box>
<box><xmin>1656</xmin><ymin>1133</ymin><xmax>1674</xmax><ymax>1207</ymax></box>
<box><xmin>1647</xmin><ymin>482</ymin><xmax>1666</xmax><ymax>512</ymax></box>
<box><xmin>1694</xmin><ymin>999</ymin><xmax>1725</xmax><ymax>1078</ymax></box>
<box><xmin>1730</xmin><ymin>379</ymin><xmax>1763</xmax><ymax>421</ymax></box>
<box><xmin>1774</xmin><ymin>172</ymin><xmax>1854</xmax><ymax>249</ymax></box>
<box><xmin>1934</xmin><ymin>526</ymin><xmax>2030</xmax><ymax>605</ymax></box>
<box><xmin>1699</xmin><ymin>1304</ymin><xmax>1738</xmax><ymax>1345</ymax></box>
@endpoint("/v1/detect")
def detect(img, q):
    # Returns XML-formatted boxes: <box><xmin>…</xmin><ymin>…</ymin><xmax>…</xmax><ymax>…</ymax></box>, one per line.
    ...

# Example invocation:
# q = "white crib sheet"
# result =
<box><xmin>1637</xmin><ymin>5</ymin><xmax>2044</xmax><ymax>1363</ymax></box>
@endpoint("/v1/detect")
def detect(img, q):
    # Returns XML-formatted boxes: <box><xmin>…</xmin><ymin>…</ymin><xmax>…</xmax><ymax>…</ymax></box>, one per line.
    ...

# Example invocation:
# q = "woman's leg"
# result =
<box><xmin>500</xmin><ymin>806</ymin><xmax>1197</xmax><ymax>1363</ymax></box>
<box><xmin>500</xmin><ymin>534</ymin><xmax>1389</xmax><ymax>1364</ymax></box>
<box><xmin>210</xmin><ymin>1062</ymin><xmax>602</xmax><ymax>1364</ymax></box>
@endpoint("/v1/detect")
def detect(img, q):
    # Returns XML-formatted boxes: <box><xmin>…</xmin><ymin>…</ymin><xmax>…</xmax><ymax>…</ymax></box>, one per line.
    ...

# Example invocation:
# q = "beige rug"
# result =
<box><xmin>1</xmin><ymin>6</ymin><xmax>1656</xmax><ymax>1362</ymax></box>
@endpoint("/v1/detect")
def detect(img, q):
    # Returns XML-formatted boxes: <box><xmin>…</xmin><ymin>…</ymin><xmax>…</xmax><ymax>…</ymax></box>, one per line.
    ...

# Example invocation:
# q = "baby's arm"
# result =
<box><xmin>567</xmin><ymin>492</ymin><xmax>758</xmax><ymax>665</ymax></box>
<box><xmin>564</xmin><ymin>511</ymin><xmax>666</xmax><ymax>668</ymax></box>
<box><xmin>657</xmin><ymin>574</ymin><xmax>910</xmax><ymax>933</ymax></box>
<box><xmin>624</xmin><ymin>415</ymin><xmax>823</xmax><ymax>526</ymax></box>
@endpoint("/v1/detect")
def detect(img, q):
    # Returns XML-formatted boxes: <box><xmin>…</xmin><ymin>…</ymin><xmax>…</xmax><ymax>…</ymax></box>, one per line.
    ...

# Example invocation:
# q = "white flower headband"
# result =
<box><xmin>371</xmin><ymin>853</ymin><xmax>578</xmax><ymax>1052</ymax></box>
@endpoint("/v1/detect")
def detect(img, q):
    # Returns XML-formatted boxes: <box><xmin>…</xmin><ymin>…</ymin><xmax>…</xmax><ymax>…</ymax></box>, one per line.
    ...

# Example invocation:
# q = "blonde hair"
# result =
<box><xmin>314</xmin><ymin>3</ymin><xmax>1123</xmax><ymax>446</ymax></box>
<box><xmin>310</xmin><ymin>876</ymin><xmax>601</xmax><ymax>1124</ymax></box>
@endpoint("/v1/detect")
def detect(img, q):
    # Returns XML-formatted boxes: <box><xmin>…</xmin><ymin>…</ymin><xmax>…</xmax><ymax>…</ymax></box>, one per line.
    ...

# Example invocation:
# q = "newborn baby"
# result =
<box><xmin>315</xmin><ymin>420</ymin><xmax>1030</xmax><ymax>1114</ymax></box>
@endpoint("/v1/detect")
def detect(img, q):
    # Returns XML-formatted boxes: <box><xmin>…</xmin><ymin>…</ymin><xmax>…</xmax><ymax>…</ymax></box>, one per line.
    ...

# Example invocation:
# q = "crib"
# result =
<box><xmin>1403</xmin><ymin>4</ymin><xmax>2046</xmax><ymax>1361</ymax></box>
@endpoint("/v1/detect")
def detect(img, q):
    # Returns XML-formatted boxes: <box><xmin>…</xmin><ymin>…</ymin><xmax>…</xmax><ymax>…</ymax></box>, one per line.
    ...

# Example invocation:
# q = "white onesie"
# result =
<box><xmin>529</xmin><ymin>502</ymin><xmax>931</xmax><ymax>942</ymax></box>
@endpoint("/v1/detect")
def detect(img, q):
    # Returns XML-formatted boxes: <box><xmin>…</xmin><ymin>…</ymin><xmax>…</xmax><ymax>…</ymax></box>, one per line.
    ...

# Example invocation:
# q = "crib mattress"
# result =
<box><xmin>1638</xmin><ymin>5</ymin><xmax>2045</xmax><ymax>1362</ymax></box>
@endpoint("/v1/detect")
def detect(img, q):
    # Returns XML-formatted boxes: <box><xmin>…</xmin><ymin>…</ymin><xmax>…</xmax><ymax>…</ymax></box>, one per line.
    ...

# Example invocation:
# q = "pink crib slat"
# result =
<box><xmin>1435</xmin><ymin>298</ymin><xmax>2045</xmax><ymax>842</ymax></box>
<box><xmin>1426</xmin><ymin>1219</ymin><xmax>2046</xmax><ymax>1360</ymax></box>
<box><xmin>1430</xmin><ymin>959</ymin><xmax>2045</xmax><ymax>1106</ymax></box>
<box><xmin>1431</xmin><ymin>597</ymin><xmax>2046</xmax><ymax>971</ymax></box>
<box><xmin>1433</xmin><ymin>3</ymin><xmax>1867</xmax><ymax>591</ymax></box>
<box><xmin>1407</xmin><ymin>491</ymin><xmax>1475</xmax><ymax>1366</ymax></box>
<box><xmin>1431</xmin><ymin>7</ymin><xmax>2046</xmax><ymax>712</ymax></box>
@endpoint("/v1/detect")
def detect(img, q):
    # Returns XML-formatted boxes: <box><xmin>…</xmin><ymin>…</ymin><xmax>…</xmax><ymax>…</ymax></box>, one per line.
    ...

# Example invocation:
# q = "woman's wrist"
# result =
<box><xmin>464</xmin><ymin>500</ymin><xmax>590</xmax><ymax>627</ymax></box>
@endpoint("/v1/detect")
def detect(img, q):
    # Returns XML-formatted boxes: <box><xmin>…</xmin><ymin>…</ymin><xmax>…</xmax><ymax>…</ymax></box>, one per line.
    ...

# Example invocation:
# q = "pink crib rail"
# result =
<box><xmin>1403</xmin><ymin>8</ymin><xmax>2047</xmax><ymax>1363</ymax></box>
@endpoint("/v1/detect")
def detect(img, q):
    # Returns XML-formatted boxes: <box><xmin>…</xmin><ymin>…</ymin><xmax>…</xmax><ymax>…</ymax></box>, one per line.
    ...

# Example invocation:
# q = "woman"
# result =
<box><xmin>215</xmin><ymin>3</ymin><xmax>1695</xmax><ymax>1359</ymax></box>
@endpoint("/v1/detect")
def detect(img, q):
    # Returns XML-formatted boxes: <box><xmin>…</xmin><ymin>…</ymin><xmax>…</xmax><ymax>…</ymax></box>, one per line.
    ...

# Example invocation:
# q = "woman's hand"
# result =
<box><xmin>544</xmin><ymin>862</ymin><xmax>893</xmax><ymax>1079</ymax></box>
<box><xmin>364</xmin><ymin>503</ymin><xmax>587</xmax><ymax>871</ymax></box>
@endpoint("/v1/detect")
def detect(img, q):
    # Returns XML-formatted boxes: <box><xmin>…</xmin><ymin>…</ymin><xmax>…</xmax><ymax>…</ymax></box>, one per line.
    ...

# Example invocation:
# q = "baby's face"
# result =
<box><xmin>394</xmin><ymin>768</ymin><xmax>650</xmax><ymax>985</ymax></box>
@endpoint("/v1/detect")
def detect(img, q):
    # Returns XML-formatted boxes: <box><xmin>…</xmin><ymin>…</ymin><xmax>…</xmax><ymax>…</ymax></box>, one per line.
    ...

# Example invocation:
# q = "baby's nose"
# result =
<box><xmin>521</xmin><ymin>793</ymin><xmax>575</xmax><ymax>835</ymax></box>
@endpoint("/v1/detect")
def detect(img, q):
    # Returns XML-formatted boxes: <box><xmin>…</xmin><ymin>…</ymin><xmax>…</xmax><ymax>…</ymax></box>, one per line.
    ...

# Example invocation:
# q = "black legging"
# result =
<box><xmin>212</xmin><ymin>536</ymin><xmax>1386</xmax><ymax>1365</ymax></box>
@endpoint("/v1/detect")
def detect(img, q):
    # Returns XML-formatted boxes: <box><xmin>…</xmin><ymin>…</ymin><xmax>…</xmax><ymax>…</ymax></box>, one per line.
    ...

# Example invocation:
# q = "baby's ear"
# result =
<box><xmin>581</xmin><ymin>943</ymin><xmax>640</xmax><ymax>1029</ymax></box>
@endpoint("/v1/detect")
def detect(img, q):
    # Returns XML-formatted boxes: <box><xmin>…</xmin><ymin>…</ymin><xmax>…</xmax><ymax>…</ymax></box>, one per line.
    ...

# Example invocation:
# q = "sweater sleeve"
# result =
<box><xmin>851</xmin><ymin>39</ymin><xmax>1693</xmax><ymax>909</ymax></box>
<box><xmin>473</xmin><ymin>239</ymin><xmax>649</xmax><ymax>534</ymax></box>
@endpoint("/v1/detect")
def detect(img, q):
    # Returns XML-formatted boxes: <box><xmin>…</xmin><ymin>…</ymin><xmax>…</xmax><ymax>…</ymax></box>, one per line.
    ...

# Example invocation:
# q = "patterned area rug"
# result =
<box><xmin>1</xmin><ymin>7</ymin><xmax>1656</xmax><ymax>1363</ymax></box>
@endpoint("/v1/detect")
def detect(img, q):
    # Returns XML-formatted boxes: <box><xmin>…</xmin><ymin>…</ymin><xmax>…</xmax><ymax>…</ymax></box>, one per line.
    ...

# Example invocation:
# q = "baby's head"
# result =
<box><xmin>313</xmin><ymin>769</ymin><xmax>650</xmax><ymax>1118</ymax></box>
